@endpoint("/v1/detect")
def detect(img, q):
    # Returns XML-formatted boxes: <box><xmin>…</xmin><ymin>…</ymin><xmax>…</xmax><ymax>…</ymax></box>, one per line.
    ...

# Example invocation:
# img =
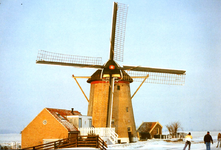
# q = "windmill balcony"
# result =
<box><xmin>78</xmin><ymin>127</ymin><xmax>118</xmax><ymax>145</ymax></box>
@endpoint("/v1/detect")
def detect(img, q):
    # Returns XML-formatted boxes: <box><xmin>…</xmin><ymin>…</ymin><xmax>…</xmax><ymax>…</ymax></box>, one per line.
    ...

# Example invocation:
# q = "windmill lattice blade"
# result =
<box><xmin>114</xmin><ymin>2</ymin><xmax>128</xmax><ymax>62</ymax></box>
<box><xmin>36</xmin><ymin>50</ymin><xmax>103</xmax><ymax>68</ymax></box>
<box><xmin>125</xmin><ymin>71</ymin><xmax>186</xmax><ymax>85</ymax></box>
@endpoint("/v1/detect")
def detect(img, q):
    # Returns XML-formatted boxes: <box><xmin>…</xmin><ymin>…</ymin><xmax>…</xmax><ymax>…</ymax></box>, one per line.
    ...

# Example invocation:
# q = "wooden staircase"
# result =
<box><xmin>22</xmin><ymin>135</ymin><xmax>107</xmax><ymax>150</ymax></box>
<box><xmin>79</xmin><ymin>127</ymin><xmax>118</xmax><ymax>144</ymax></box>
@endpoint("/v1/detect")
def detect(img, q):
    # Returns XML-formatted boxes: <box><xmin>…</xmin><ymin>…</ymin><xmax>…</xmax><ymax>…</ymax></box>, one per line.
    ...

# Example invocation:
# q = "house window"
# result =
<box><xmin>126</xmin><ymin>107</ymin><xmax>128</xmax><ymax>112</ymax></box>
<box><xmin>79</xmin><ymin>118</ymin><xmax>82</xmax><ymax>128</ymax></box>
<box><xmin>43</xmin><ymin>120</ymin><xmax>47</xmax><ymax>125</ymax></box>
<box><xmin>117</xmin><ymin>85</ymin><xmax>120</xmax><ymax>90</ymax></box>
<box><xmin>127</xmin><ymin>127</ymin><xmax>131</xmax><ymax>132</ymax></box>
<box><xmin>56</xmin><ymin>112</ymin><xmax>65</xmax><ymax>120</ymax></box>
<box><xmin>89</xmin><ymin>119</ymin><xmax>92</xmax><ymax>127</ymax></box>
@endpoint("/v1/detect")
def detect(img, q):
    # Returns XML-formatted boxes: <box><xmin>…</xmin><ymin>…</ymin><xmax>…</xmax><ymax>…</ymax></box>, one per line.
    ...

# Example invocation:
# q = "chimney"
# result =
<box><xmin>71</xmin><ymin>108</ymin><xmax>74</xmax><ymax>115</ymax></box>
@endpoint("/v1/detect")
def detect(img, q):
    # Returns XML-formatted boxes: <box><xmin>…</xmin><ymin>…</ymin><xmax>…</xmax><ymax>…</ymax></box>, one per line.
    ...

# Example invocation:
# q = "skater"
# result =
<box><xmin>183</xmin><ymin>132</ymin><xmax>192</xmax><ymax>150</ymax></box>
<box><xmin>204</xmin><ymin>131</ymin><xmax>213</xmax><ymax>150</ymax></box>
<box><xmin>217</xmin><ymin>133</ymin><xmax>221</xmax><ymax>148</ymax></box>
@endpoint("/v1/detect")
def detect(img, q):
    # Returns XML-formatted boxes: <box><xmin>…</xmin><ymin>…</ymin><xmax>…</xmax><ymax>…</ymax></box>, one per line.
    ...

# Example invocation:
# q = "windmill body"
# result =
<box><xmin>87</xmin><ymin>68</ymin><xmax>137</xmax><ymax>142</ymax></box>
<box><xmin>36</xmin><ymin>2</ymin><xmax>186</xmax><ymax>144</ymax></box>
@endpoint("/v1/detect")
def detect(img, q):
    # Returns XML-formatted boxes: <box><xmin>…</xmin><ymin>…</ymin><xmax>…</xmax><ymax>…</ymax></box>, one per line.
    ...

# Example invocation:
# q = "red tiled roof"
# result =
<box><xmin>47</xmin><ymin>108</ymin><xmax>82</xmax><ymax>116</ymax></box>
<box><xmin>46</xmin><ymin>108</ymin><xmax>82</xmax><ymax>132</ymax></box>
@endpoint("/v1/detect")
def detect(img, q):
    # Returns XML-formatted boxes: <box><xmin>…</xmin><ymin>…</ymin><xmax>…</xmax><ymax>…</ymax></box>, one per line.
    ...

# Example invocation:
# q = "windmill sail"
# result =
<box><xmin>126</xmin><ymin>70</ymin><xmax>185</xmax><ymax>85</ymax></box>
<box><xmin>36</xmin><ymin>50</ymin><xmax>103</xmax><ymax>69</ymax></box>
<box><xmin>122</xmin><ymin>65</ymin><xmax>186</xmax><ymax>85</ymax></box>
<box><xmin>109</xmin><ymin>2</ymin><xmax>128</xmax><ymax>62</ymax></box>
<box><xmin>113</xmin><ymin>3</ymin><xmax>128</xmax><ymax>62</ymax></box>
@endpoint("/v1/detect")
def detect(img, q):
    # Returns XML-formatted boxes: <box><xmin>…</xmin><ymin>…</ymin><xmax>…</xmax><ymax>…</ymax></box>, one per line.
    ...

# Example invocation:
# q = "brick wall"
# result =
<box><xmin>21</xmin><ymin>108</ymin><xmax>68</xmax><ymax>148</ymax></box>
<box><xmin>88</xmin><ymin>82</ymin><xmax>109</xmax><ymax>127</ymax></box>
<box><xmin>88</xmin><ymin>81</ymin><xmax>137</xmax><ymax>141</ymax></box>
<box><xmin>112</xmin><ymin>82</ymin><xmax>137</xmax><ymax>140</ymax></box>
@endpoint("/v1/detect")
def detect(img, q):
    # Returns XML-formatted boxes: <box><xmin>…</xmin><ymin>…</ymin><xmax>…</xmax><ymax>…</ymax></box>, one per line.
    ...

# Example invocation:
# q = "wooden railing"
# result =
<box><xmin>79</xmin><ymin>127</ymin><xmax>118</xmax><ymax>144</ymax></box>
<box><xmin>22</xmin><ymin>135</ymin><xmax>107</xmax><ymax>150</ymax></box>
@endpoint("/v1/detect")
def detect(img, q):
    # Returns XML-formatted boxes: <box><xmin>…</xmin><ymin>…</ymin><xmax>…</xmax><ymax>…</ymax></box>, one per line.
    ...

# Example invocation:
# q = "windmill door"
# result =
<box><xmin>128</xmin><ymin>132</ymin><xmax>132</xmax><ymax>143</ymax></box>
<box><xmin>127</xmin><ymin>127</ymin><xmax>132</xmax><ymax>143</ymax></box>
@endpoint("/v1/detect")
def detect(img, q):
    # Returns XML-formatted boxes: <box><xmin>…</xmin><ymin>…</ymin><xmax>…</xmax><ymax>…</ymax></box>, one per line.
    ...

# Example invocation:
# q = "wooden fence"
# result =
<box><xmin>22</xmin><ymin>135</ymin><xmax>107</xmax><ymax>150</ymax></box>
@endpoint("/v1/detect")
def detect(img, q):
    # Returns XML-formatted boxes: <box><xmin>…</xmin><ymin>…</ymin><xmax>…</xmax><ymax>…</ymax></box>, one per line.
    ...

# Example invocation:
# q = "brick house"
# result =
<box><xmin>137</xmin><ymin>122</ymin><xmax>163</xmax><ymax>140</ymax></box>
<box><xmin>21</xmin><ymin>108</ymin><xmax>83</xmax><ymax>149</ymax></box>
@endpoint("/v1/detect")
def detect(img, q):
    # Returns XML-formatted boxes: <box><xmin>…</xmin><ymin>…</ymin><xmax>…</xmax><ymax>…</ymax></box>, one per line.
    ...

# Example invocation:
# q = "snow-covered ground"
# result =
<box><xmin>108</xmin><ymin>131</ymin><xmax>221</xmax><ymax>150</ymax></box>
<box><xmin>0</xmin><ymin>134</ymin><xmax>21</xmax><ymax>149</ymax></box>
<box><xmin>0</xmin><ymin>131</ymin><xmax>221</xmax><ymax>149</ymax></box>
<box><xmin>108</xmin><ymin>139</ymin><xmax>219</xmax><ymax>149</ymax></box>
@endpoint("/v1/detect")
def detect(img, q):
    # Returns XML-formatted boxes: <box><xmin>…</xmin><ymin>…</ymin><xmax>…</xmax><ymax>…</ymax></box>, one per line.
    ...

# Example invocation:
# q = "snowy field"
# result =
<box><xmin>108</xmin><ymin>139</ymin><xmax>219</xmax><ymax>150</ymax></box>
<box><xmin>0</xmin><ymin>134</ymin><xmax>21</xmax><ymax>149</ymax></box>
<box><xmin>0</xmin><ymin>131</ymin><xmax>221</xmax><ymax>149</ymax></box>
<box><xmin>108</xmin><ymin>131</ymin><xmax>221</xmax><ymax>150</ymax></box>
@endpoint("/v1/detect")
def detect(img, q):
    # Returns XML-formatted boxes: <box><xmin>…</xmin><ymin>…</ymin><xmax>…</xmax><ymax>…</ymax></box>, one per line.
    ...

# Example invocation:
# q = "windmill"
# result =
<box><xmin>36</xmin><ymin>2</ymin><xmax>186</xmax><ymax>143</ymax></box>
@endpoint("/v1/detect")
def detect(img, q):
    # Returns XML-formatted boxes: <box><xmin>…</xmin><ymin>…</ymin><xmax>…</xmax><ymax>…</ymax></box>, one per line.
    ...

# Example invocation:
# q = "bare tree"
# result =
<box><xmin>166</xmin><ymin>121</ymin><xmax>182</xmax><ymax>137</ymax></box>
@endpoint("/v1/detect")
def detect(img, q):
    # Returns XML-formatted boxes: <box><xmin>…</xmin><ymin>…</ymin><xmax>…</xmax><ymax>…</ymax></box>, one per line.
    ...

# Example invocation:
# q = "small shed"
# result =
<box><xmin>21</xmin><ymin>108</ymin><xmax>84</xmax><ymax>149</ymax></box>
<box><xmin>137</xmin><ymin>121</ymin><xmax>163</xmax><ymax>140</ymax></box>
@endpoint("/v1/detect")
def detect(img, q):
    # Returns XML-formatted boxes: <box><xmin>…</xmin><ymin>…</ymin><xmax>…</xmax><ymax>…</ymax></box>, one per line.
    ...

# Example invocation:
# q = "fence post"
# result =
<box><xmin>76</xmin><ymin>136</ymin><xmax>78</xmax><ymax>147</ymax></box>
<box><xmin>54</xmin><ymin>142</ymin><xmax>57</xmax><ymax>149</ymax></box>
<box><xmin>96</xmin><ymin>135</ymin><xmax>99</xmax><ymax>148</ymax></box>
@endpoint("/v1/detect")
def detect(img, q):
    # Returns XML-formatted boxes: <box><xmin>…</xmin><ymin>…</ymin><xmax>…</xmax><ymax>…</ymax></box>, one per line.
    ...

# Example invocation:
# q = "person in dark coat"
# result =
<box><xmin>204</xmin><ymin>131</ymin><xmax>213</xmax><ymax>150</ymax></box>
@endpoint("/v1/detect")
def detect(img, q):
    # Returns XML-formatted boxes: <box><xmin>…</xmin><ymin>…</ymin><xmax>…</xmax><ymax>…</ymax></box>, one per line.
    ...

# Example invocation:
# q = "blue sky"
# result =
<box><xmin>0</xmin><ymin>0</ymin><xmax>221</xmax><ymax>133</ymax></box>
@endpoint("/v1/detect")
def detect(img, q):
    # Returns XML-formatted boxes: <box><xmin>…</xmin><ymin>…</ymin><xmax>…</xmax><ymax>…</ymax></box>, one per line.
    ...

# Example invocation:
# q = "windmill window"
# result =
<box><xmin>126</xmin><ymin>107</ymin><xmax>128</xmax><ymax>112</ymax></box>
<box><xmin>117</xmin><ymin>85</ymin><xmax>120</xmax><ymax>90</ymax></box>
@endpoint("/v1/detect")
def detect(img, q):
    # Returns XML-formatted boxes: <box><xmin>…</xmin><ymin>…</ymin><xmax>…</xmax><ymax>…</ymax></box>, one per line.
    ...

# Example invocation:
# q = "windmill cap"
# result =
<box><xmin>87</xmin><ymin>70</ymin><xmax>133</xmax><ymax>83</ymax></box>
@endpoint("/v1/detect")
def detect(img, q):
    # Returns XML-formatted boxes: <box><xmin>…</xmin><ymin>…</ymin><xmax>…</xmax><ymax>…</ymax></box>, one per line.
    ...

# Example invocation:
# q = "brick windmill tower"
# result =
<box><xmin>36</xmin><ymin>2</ymin><xmax>186</xmax><ymax>143</ymax></box>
